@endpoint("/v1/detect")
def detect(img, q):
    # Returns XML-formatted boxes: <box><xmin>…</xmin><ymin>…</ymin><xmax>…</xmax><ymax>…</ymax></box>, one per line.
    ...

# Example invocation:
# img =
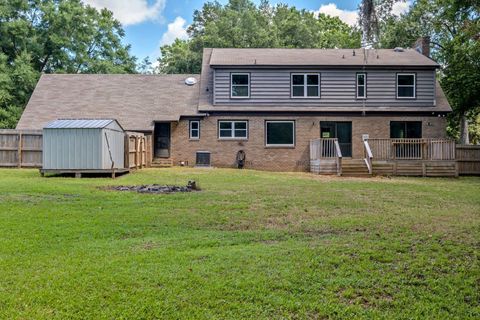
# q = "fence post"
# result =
<box><xmin>17</xmin><ymin>132</ymin><xmax>22</xmax><ymax>168</ymax></box>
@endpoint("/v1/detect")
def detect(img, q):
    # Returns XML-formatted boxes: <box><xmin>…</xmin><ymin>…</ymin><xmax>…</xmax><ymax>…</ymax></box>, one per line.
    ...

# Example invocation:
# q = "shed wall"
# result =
<box><xmin>101</xmin><ymin>127</ymin><xmax>125</xmax><ymax>169</ymax></box>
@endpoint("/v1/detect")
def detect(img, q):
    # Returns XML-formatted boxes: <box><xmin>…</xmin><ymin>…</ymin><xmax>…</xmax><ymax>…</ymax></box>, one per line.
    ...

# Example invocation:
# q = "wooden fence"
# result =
<box><xmin>0</xmin><ymin>130</ymin><xmax>151</xmax><ymax>170</ymax></box>
<box><xmin>456</xmin><ymin>145</ymin><xmax>480</xmax><ymax>175</ymax></box>
<box><xmin>0</xmin><ymin>130</ymin><xmax>43</xmax><ymax>167</ymax></box>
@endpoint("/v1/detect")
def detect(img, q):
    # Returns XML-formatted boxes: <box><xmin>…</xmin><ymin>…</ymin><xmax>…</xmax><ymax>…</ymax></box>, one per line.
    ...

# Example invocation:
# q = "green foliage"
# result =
<box><xmin>0</xmin><ymin>168</ymin><xmax>479</xmax><ymax>318</ymax></box>
<box><xmin>157</xmin><ymin>0</ymin><xmax>361</xmax><ymax>74</ymax></box>
<box><xmin>0</xmin><ymin>0</ymin><xmax>137</xmax><ymax>128</ymax></box>
<box><xmin>379</xmin><ymin>0</ymin><xmax>480</xmax><ymax>141</ymax></box>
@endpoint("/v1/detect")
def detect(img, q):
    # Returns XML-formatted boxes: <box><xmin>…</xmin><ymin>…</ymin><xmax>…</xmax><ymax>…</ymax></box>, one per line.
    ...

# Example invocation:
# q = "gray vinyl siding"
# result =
<box><xmin>213</xmin><ymin>69</ymin><xmax>436</xmax><ymax>107</ymax></box>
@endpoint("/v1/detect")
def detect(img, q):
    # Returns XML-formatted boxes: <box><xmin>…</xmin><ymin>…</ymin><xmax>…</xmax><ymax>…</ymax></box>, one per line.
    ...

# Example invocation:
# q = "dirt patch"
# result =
<box><xmin>107</xmin><ymin>181</ymin><xmax>200</xmax><ymax>194</ymax></box>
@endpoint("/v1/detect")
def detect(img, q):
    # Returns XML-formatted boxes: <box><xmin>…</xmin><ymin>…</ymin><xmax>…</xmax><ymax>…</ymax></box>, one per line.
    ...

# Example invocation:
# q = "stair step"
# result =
<box><xmin>151</xmin><ymin>158</ymin><xmax>173</xmax><ymax>168</ymax></box>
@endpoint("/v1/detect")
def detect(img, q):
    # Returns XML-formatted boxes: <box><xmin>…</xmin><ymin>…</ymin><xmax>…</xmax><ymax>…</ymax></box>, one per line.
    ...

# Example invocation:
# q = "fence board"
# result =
<box><xmin>0</xmin><ymin>130</ymin><xmax>42</xmax><ymax>167</ymax></box>
<box><xmin>456</xmin><ymin>145</ymin><xmax>480</xmax><ymax>175</ymax></box>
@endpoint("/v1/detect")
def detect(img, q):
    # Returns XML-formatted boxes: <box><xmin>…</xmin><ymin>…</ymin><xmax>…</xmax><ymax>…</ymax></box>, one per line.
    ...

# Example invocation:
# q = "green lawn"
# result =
<box><xmin>0</xmin><ymin>168</ymin><xmax>479</xmax><ymax>319</ymax></box>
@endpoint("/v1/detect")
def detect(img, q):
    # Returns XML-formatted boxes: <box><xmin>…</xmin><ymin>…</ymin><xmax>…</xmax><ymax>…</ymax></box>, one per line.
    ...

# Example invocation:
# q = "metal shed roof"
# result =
<box><xmin>44</xmin><ymin>119</ymin><xmax>119</xmax><ymax>129</ymax></box>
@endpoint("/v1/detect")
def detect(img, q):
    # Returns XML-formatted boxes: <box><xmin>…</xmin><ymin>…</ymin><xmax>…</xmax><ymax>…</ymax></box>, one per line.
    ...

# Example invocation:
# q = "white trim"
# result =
<box><xmin>396</xmin><ymin>73</ymin><xmax>416</xmax><ymax>99</ymax></box>
<box><xmin>230</xmin><ymin>73</ymin><xmax>250</xmax><ymax>99</ymax></box>
<box><xmin>356</xmin><ymin>73</ymin><xmax>366</xmax><ymax>99</ymax></box>
<box><xmin>291</xmin><ymin>73</ymin><xmax>320</xmax><ymax>98</ymax></box>
<box><xmin>218</xmin><ymin>120</ymin><xmax>248</xmax><ymax>140</ymax></box>
<box><xmin>265</xmin><ymin>120</ymin><xmax>295</xmax><ymax>147</ymax></box>
<box><xmin>189</xmin><ymin>120</ymin><xmax>200</xmax><ymax>140</ymax></box>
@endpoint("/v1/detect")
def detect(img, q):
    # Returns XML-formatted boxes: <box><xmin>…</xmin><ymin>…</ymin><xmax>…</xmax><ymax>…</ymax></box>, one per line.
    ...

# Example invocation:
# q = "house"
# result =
<box><xmin>16</xmin><ymin>42</ymin><xmax>455</xmax><ymax>175</ymax></box>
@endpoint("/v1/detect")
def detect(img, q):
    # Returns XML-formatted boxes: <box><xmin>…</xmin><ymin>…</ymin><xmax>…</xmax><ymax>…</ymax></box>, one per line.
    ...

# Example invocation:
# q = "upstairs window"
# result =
<box><xmin>219</xmin><ymin>121</ymin><xmax>248</xmax><ymax>139</ymax></box>
<box><xmin>397</xmin><ymin>73</ymin><xmax>416</xmax><ymax>99</ymax></box>
<box><xmin>291</xmin><ymin>74</ymin><xmax>320</xmax><ymax>98</ymax></box>
<box><xmin>356</xmin><ymin>73</ymin><xmax>366</xmax><ymax>99</ymax></box>
<box><xmin>189</xmin><ymin>120</ymin><xmax>200</xmax><ymax>139</ymax></box>
<box><xmin>231</xmin><ymin>73</ymin><xmax>250</xmax><ymax>98</ymax></box>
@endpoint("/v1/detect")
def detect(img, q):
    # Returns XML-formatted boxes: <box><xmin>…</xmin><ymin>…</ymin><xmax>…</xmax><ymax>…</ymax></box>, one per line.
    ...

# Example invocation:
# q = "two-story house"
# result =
<box><xmin>16</xmin><ymin>44</ymin><xmax>453</xmax><ymax>175</ymax></box>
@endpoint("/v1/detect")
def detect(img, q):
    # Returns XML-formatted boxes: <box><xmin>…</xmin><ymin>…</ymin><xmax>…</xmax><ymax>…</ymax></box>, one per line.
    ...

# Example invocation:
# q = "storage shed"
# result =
<box><xmin>42</xmin><ymin>119</ymin><xmax>126</xmax><ymax>176</ymax></box>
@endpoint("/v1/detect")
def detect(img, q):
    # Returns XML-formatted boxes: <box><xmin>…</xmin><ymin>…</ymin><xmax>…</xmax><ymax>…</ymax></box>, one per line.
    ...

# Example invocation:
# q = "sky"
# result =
<box><xmin>81</xmin><ymin>0</ymin><xmax>411</xmax><ymax>63</ymax></box>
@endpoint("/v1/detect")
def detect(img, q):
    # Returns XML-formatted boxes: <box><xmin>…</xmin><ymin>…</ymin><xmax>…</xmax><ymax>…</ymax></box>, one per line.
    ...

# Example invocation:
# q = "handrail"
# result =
<box><xmin>366</xmin><ymin>138</ymin><xmax>455</xmax><ymax>161</ymax></box>
<box><xmin>363</xmin><ymin>139</ymin><xmax>373</xmax><ymax>174</ymax></box>
<box><xmin>334</xmin><ymin>140</ymin><xmax>342</xmax><ymax>176</ymax></box>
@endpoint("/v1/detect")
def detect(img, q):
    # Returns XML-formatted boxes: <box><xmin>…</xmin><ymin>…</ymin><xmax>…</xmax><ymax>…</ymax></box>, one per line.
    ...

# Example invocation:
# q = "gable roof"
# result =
<box><xmin>16</xmin><ymin>74</ymin><xmax>200</xmax><ymax>131</ymax></box>
<box><xmin>209</xmin><ymin>48</ymin><xmax>440</xmax><ymax>67</ymax></box>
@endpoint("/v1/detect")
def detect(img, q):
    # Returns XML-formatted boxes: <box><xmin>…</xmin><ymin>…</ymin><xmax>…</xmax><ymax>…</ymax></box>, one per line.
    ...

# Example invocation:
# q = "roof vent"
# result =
<box><xmin>394</xmin><ymin>47</ymin><xmax>404</xmax><ymax>52</ymax></box>
<box><xmin>185</xmin><ymin>77</ymin><xmax>197</xmax><ymax>86</ymax></box>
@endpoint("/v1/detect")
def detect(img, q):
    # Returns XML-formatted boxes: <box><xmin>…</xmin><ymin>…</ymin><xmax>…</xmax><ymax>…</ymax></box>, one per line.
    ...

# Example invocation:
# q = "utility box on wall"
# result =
<box><xmin>42</xmin><ymin>119</ymin><xmax>125</xmax><ymax>170</ymax></box>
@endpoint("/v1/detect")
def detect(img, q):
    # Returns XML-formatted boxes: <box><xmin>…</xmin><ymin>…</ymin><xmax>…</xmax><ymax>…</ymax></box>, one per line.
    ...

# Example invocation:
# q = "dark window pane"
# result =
<box><xmin>235</xmin><ymin>122</ymin><xmax>247</xmax><ymax>130</ymax></box>
<box><xmin>398</xmin><ymin>74</ymin><xmax>414</xmax><ymax>85</ymax></box>
<box><xmin>232</xmin><ymin>74</ymin><xmax>249</xmax><ymax>85</ymax></box>
<box><xmin>406</xmin><ymin>122</ymin><xmax>422</xmax><ymax>138</ymax></box>
<box><xmin>357</xmin><ymin>74</ymin><xmax>365</xmax><ymax>85</ymax></box>
<box><xmin>292</xmin><ymin>86</ymin><xmax>304</xmax><ymax>96</ymax></box>
<box><xmin>220</xmin><ymin>122</ymin><xmax>232</xmax><ymax>130</ymax></box>
<box><xmin>232</xmin><ymin>86</ymin><xmax>249</xmax><ymax>97</ymax></box>
<box><xmin>390</xmin><ymin>122</ymin><xmax>406</xmax><ymax>138</ymax></box>
<box><xmin>191</xmin><ymin>122</ymin><xmax>198</xmax><ymax>130</ymax></box>
<box><xmin>235</xmin><ymin>129</ymin><xmax>247</xmax><ymax>138</ymax></box>
<box><xmin>220</xmin><ymin>130</ymin><xmax>231</xmax><ymax>137</ymax></box>
<box><xmin>191</xmin><ymin>130</ymin><xmax>199</xmax><ymax>138</ymax></box>
<box><xmin>292</xmin><ymin>75</ymin><xmax>304</xmax><ymax>85</ymax></box>
<box><xmin>267</xmin><ymin>122</ymin><xmax>294</xmax><ymax>145</ymax></box>
<box><xmin>307</xmin><ymin>86</ymin><xmax>319</xmax><ymax>97</ymax></box>
<box><xmin>398</xmin><ymin>86</ymin><xmax>414</xmax><ymax>97</ymax></box>
<box><xmin>307</xmin><ymin>74</ymin><xmax>319</xmax><ymax>85</ymax></box>
<box><xmin>357</xmin><ymin>86</ymin><xmax>365</xmax><ymax>97</ymax></box>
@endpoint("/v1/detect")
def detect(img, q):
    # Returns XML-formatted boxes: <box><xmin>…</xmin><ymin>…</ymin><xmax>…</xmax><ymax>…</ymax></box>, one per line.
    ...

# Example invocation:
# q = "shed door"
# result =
<box><xmin>154</xmin><ymin>123</ymin><xmax>171</xmax><ymax>158</ymax></box>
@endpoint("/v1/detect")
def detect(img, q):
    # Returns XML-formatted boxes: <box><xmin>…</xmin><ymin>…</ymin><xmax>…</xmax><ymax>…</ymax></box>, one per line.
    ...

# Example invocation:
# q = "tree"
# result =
<box><xmin>157</xmin><ymin>0</ymin><xmax>361</xmax><ymax>74</ymax></box>
<box><xmin>0</xmin><ymin>0</ymin><xmax>137</xmax><ymax>128</ymax></box>
<box><xmin>379</xmin><ymin>0</ymin><xmax>480</xmax><ymax>143</ymax></box>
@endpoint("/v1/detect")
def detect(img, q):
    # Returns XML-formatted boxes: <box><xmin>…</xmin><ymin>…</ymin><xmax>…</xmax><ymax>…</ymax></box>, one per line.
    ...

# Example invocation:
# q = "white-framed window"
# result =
<box><xmin>218</xmin><ymin>120</ymin><xmax>248</xmax><ymax>139</ymax></box>
<box><xmin>397</xmin><ymin>73</ymin><xmax>416</xmax><ymax>99</ymax></box>
<box><xmin>356</xmin><ymin>73</ymin><xmax>366</xmax><ymax>99</ymax></box>
<box><xmin>291</xmin><ymin>73</ymin><xmax>320</xmax><ymax>98</ymax></box>
<box><xmin>265</xmin><ymin>121</ymin><xmax>295</xmax><ymax>147</ymax></box>
<box><xmin>231</xmin><ymin>73</ymin><xmax>250</xmax><ymax>98</ymax></box>
<box><xmin>189</xmin><ymin>120</ymin><xmax>200</xmax><ymax>139</ymax></box>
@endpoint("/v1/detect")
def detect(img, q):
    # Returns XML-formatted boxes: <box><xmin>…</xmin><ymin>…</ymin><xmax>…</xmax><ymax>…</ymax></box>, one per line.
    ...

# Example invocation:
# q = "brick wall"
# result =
<box><xmin>170</xmin><ymin>115</ymin><xmax>447</xmax><ymax>172</ymax></box>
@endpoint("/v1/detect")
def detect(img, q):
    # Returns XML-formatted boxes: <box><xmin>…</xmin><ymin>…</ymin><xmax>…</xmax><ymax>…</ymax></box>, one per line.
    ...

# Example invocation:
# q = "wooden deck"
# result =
<box><xmin>310</xmin><ymin>138</ymin><xmax>461</xmax><ymax>177</ymax></box>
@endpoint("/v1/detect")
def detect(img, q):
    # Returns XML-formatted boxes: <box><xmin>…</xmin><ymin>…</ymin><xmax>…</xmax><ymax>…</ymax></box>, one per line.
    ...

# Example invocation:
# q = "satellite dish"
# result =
<box><xmin>185</xmin><ymin>77</ymin><xmax>197</xmax><ymax>86</ymax></box>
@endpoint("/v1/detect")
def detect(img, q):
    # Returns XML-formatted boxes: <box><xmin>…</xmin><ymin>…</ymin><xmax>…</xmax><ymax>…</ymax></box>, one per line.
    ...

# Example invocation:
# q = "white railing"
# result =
<box><xmin>363</xmin><ymin>139</ymin><xmax>373</xmax><ymax>174</ymax></box>
<box><xmin>310</xmin><ymin>138</ymin><xmax>343</xmax><ymax>175</ymax></box>
<box><xmin>366</xmin><ymin>138</ymin><xmax>456</xmax><ymax>161</ymax></box>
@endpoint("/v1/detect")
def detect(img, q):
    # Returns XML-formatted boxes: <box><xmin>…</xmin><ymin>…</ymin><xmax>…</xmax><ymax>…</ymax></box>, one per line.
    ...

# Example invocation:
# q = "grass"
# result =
<box><xmin>0</xmin><ymin>168</ymin><xmax>479</xmax><ymax>319</ymax></box>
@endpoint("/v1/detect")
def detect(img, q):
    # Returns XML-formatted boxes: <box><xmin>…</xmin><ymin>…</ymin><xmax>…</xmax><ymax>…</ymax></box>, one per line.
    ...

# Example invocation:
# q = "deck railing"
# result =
<box><xmin>367</xmin><ymin>138</ymin><xmax>456</xmax><ymax>161</ymax></box>
<box><xmin>363</xmin><ymin>139</ymin><xmax>373</xmax><ymax>174</ymax></box>
<box><xmin>310</xmin><ymin>138</ymin><xmax>343</xmax><ymax>175</ymax></box>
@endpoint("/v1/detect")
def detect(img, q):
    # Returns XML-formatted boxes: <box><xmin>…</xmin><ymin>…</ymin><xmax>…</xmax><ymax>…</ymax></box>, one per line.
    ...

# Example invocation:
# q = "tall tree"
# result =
<box><xmin>0</xmin><ymin>0</ymin><xmax>137</xmax><ymax>128</ymax></box>
<box><xmin>157</xmin><ymin>0</ymin><xmax>360</xmax><ymax>74</ymax></box>
<box><xmin>380</xmin><ymin>0</ymin><xmax>480</xmax><ymax>143</ymax></box>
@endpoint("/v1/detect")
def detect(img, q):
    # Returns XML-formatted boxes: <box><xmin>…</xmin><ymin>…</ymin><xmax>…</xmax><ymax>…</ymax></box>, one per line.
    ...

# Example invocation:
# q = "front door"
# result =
<box><xmin>320</xmin><ymin>121</ymin><xmax>352</xmax><ymax>157</ymax></box>
<box><xmin>154</xmin><ymin>123</ymin><xmax>171</xmax><ymax>158</ymax></box>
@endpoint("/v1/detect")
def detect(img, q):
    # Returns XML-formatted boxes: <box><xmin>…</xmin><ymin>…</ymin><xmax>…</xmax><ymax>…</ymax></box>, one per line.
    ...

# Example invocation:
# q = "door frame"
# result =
<box><xmin>319</xmin><ymin>121</ymin><xmax>353</xmax><ymax>157</ymax></box>
<box><xmin>154</xmin><ymin>122</ymin><xmax>171</xmax><ymax>158</ymax></box>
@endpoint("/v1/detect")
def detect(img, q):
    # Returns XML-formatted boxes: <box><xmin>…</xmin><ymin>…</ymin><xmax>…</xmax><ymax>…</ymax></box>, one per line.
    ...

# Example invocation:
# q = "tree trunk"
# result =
<box><xmin>460</xmin><ymin>113</ymin><xmax>470</xmax><ymax>145</ymax></box>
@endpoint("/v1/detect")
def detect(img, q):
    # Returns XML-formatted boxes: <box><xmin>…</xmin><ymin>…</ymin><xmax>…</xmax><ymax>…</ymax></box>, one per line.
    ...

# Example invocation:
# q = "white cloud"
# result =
<box><xmin>315</xmin><ymin>3</ymin><xmax>357</xmax><ymax>27</ymax></box>
<box><xmin>315</xmin><ymin>2</ymin><xmax>411</xmax><ymax>27</ymax></box>
<box><xmin>160</xmin><ymin>16</ymin><xmax>189</xmax><ymax>46</ymax></box>
<box><xmin>82</xmin><ymin>0</ymin><xmax>166</xmax><ymax>26</ymax></box>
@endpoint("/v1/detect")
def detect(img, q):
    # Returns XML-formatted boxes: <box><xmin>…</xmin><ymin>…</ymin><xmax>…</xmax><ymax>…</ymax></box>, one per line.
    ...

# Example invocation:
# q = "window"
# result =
<box><xmin>390</xmin><ymin>121</ymin><xmax>422</xmax><ymax>138</ymax></box>
<box><xmin>218</xmin><ymin>121</ymin><xmax>248</xmax><ymax>139</ymax></box>
<box><xmin>397</xmin><ymin>73</ymin><xmax>416</xmax><ymax>98</ymax></box>
<box><xmin>189</xmin><ymin>120</ymin><xmax>200</xmax><ymax>139</ymax></box>
<box><xmin>231</xmin><ymin>73</ymin><xmax>250</xmax><ymax>98</ymax></box>
<box><xmin>291</xmin><ymin>74</ymin><xmax>320</xmax><ymax>98</ymax></box>
<box><xmin>357</xmin><ymin>73</ymin><xmax>366</xmax><ymax>99</ymax></box>
<box><xmin>265</xmin><ymin>121</ymin><xmax>295</xmax><ymax>147</ymax></box>
<box><xmin>196</xmin><ymin>152</ymin><xmax>211</xmax><ymax>166</ymax></box>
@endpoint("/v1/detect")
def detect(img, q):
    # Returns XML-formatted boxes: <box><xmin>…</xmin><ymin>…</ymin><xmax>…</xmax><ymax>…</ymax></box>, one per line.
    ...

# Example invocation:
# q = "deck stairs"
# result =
<box><xmin>151</xmin><ymin>158</ymin><xmax>173</xmax><ymax>168</ymax></box>
<box><xmin>341</xmin><ymin>159</ymin><xmax>371</xmax><ymax>177</ymax></box>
